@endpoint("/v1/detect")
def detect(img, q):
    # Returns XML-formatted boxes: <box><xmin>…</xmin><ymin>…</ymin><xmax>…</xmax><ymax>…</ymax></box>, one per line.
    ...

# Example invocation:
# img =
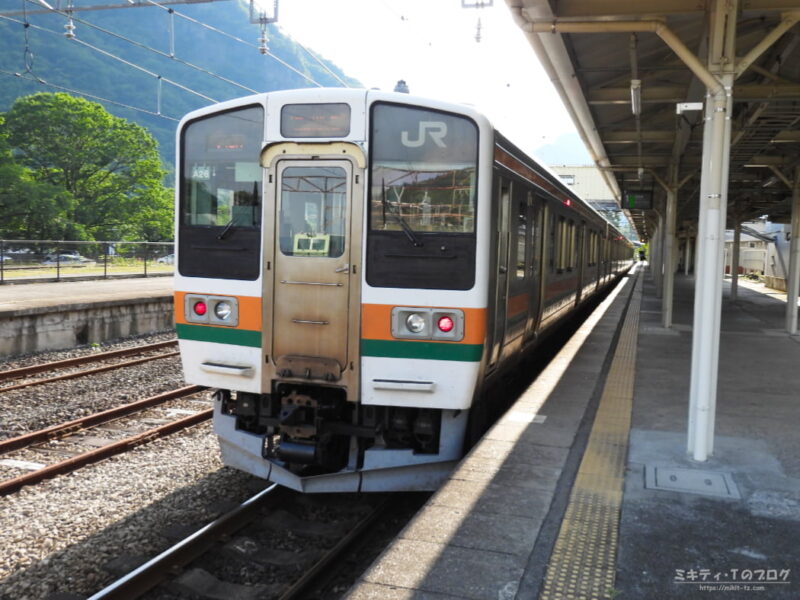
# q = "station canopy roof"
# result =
<box><xmin>506</xmin><ymin>0</ymin><xmax>800</xmax><ymax>241</ymax></box>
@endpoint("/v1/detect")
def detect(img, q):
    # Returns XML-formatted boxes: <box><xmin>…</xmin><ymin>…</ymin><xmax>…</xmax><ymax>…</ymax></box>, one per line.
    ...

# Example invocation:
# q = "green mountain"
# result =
<box><xmin>0</xmin><ymin>2</ymin><xmax>360</xmax><ymax>170</ymax></box>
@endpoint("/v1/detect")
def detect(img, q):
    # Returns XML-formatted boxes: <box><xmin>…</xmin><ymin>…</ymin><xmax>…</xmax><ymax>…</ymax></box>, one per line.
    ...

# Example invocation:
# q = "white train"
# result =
<box><xmin>174</xmin><ymin>88</ymin><xmax>632</xmax><ymax>492</ymax></box>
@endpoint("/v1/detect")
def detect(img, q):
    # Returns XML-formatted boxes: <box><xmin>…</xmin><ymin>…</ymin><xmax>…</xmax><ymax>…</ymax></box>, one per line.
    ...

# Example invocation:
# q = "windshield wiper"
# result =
<box><xmin>217</xmin><ymin>216</ymin><xmax>237</xmax><ymax>240</ymax></box>
<box><xmin>381</xmin><ymin>180</ymin><xmax>422</xmax><ymax>247</ymax></box>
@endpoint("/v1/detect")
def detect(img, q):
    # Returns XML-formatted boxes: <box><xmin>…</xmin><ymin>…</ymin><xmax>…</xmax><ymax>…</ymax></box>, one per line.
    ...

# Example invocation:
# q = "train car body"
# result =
<box><xmin>174</xmin><ymin>88</ymin><xmax>632</xmax><ymax>493</ymax></box>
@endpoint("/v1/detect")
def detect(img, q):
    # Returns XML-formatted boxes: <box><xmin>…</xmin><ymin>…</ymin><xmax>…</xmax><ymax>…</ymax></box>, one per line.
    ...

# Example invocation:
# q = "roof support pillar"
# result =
<box><xmin>651</xmin><ymin>214</ymin><xmax>663</xmax><ymax>298</ymax></box>
<box><xmin>659</xmin><ymin>168</ymin><xmax>679</xmax><ymax>328</ymax></box>
<box><xmin>730</xmin><ymin>220</ymin><xmax>741</xmax><ymax>300</ymax></box>
<box><xmin>687</xmin><ymin>0</ymin><xmax>736</xmax><ymax>462</ymax></box>
<box><xmin>684</xmin><ymin>235</ymin><xmax>692</xmax><ymax>276</ymax></box>
<box><xmin>787</xmin><ymin>169</ymin><xmax>800</xmax><ymax>335</ymax></box>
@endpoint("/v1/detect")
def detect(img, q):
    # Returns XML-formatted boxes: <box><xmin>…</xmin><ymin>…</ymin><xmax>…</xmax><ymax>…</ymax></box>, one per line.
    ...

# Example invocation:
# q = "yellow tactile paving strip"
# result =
<box><xmin>540</xmin><ymin>271</ymin><xmax>642</xmax><ymax>600</ymax></box>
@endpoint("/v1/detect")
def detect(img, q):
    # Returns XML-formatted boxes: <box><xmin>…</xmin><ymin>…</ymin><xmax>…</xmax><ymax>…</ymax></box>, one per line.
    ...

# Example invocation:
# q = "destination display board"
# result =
<box><xmin>624</xmin><ymin>190</ymin><xmax>653</xmax><ymax>210</ymax></box>
<box><xmin>281</xmin><ymin>103</ymin><xmax>351</xmax><ymax>138</ymax></box>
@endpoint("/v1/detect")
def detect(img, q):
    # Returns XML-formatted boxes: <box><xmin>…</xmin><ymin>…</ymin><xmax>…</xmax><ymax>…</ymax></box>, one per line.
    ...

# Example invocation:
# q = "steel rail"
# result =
<box><xmin>0</xmin><ymin>340</ymin><xmax>178</xmax><ymax>382</ymax></box>
<box><xmin>0</xmin><ymin>408</ymin><xmax>212</xmax><ymax>496</ymax></box>
<box><xmin>0</xmin><ymin>352</ymin><xmax>181</xmax><ymax>393</ymax></box>
<box><xmin>87</xmin><ymin>484</ymin><xmax>290</xmax><ymax>600</ymax></box>
<box><xmin>0</xmin><ymin>385</ymin><xmax>206</xmax><ymax>454</ymax></box>
<box><xmin>277</xmin><ymin>497</ymin><xmax>391</xmax><ymax>600</ymax></box>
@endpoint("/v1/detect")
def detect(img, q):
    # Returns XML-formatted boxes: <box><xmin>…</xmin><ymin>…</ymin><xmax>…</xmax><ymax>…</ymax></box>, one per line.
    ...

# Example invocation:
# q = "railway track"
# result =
<box><xmin>0</xmin><ymin>384</ymin><xmax>209</xmax><ymax>495</ymax></box>
<box><xmin>88</xmin><ymin>486</ymin><xmax>408</xmax><ymax>600</ymax></box>
<box><xmin>0</xmin><ymin>340</ymin><xmax>179</xmax><ymax>392</ymax></box>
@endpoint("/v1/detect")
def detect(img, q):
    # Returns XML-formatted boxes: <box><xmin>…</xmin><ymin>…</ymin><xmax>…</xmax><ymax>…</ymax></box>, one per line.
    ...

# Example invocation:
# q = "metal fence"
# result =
<box><xmin>0</xmin><ymin>240</ymin><xmax>174</xmax><ymax>283</ymax></box>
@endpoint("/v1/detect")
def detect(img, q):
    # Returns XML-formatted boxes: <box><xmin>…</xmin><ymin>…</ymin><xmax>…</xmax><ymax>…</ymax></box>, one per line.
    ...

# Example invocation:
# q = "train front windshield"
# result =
<box><xmin>179</xmin><ymin>105</ymin><xmax>264</xmax><ymax>280</ymax></box>
<box><xmin>367</xmin><ymin>103</ymin><xmax>479</xmax><ymax>290</ymax></box>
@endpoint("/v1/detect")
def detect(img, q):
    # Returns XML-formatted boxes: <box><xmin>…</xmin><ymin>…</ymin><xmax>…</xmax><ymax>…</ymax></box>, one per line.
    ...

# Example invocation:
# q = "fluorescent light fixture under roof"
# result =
<box><xmin>771</xmin><ymin>131</ymin><xmax>800</xmax><ymax>143</ymax></box>
<box><xmin>630</xmin><ymin>79</ymin><xmax>641</xmax><ymax>116</ymax></box>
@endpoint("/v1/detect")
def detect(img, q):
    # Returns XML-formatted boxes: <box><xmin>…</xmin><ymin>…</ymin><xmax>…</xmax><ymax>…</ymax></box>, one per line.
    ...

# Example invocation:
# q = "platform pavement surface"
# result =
<box><xmin>617</xmin><ymin>273</ymin><xmax>800</xmax><ymax>599</ymax></box>
<box><xmin>0</xmin><ymin>276</ymin><xmax>173</xmax><ymax>314</ymax></box>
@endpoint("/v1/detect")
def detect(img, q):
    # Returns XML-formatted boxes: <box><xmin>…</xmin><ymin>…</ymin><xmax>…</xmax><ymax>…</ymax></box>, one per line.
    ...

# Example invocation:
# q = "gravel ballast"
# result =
<box><xmin>0</xmin><ymin>332</ymin><xmax>265</xmax><ymax>599</ymax></box>
<box><xmin>0</xmin><ymin>332</ymin><xmax>185</xmax><ymax>440</ymax></box>
<box><xmin>0</xmin><ymin>423</ymin><xmax>261</xmax><ymax>600</ymax></box>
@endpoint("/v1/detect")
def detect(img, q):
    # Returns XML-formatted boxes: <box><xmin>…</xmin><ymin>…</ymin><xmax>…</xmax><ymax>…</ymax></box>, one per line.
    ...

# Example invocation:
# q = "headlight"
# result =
<box><xmin>214</xmin><ymin>301</ymin><xmax>233</xmax><ymax>320</ymax></box>
<box><xmin>406</xmin><ymin>313</ymin><xmax>426</xmax><ymax>333</ymax></box>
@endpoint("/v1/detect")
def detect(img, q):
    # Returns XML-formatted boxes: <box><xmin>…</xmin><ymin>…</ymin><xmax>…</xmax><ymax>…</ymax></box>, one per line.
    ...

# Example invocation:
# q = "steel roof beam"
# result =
<box><xmin>588</xmin><ymin>83</ymin><xmax>800</xmax><ymax>103</ymax></box>
<box><xmin>547</xmin><ymin>0</ymin><xmax>800</xmax><ymax>18</ymax></box>
<box><xmin>603</xmin><ymin>130</ymin><xmax>676</xmax><ymax>143</ymax></box>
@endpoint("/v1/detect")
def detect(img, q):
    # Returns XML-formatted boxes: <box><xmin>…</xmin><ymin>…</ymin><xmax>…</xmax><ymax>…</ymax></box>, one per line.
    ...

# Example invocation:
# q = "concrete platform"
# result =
<box><xmin>0</xmin><ymin>276</ymin><xmax>174</xmax><ymax>357</ymax></box>
<box><xmin>617</xmin><ymin>273</ymin><xmax>800</xmax><ymax>599</ymax></box>
<box><xmin>345</xmin><ymin>268</ymin><xmax>800</xmax><ymax>599</ymax></box>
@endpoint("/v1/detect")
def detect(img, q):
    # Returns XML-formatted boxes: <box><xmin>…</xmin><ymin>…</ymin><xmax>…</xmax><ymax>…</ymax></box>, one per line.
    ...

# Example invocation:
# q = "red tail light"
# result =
<box><xmin>193</xmin><ymin>301</ymin><xmax>208</xmax><ymax>316</ymax></box>
<box><xmin>437</xmin><ymin>316</ymin><xmax>455</xmax><ymax>333</ymax></box>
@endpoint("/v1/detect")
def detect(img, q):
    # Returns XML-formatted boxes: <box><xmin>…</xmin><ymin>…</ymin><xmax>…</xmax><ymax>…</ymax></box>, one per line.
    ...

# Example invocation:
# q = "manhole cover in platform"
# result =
<box><xmin>645</xmin><ymin>466</ymin><xmax>741</xmax><ymax>499</ymax></box>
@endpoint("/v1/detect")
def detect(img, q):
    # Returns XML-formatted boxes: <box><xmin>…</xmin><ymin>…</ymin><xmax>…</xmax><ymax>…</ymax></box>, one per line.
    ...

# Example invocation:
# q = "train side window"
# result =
<box><xmin>515</xmin><ymin>199</ymin><xmax>527</xmax><ymax>279</ymax></box>
<box><xmin>549</xmin><ymin>212</ymin><xmax>557</xmax><ymax>272</ymax></box>
<box><xmin>566</xmin><ymin>220</ymin><xmax>575</xmax><ymax>270</ymax></box>
<box><xmin>594</xmin><ymin>231</ymin><xmax>599</xmax><ymax>265</ymax></box>
<box><xmin>528</xmin><ymin>192</ymin><xmax>538</xmax><ymax>276</ymax></box>
<box><xmin>557</xmin><ymin>216</ymin><xmax>567</xmax><ymax>273</ymax></box>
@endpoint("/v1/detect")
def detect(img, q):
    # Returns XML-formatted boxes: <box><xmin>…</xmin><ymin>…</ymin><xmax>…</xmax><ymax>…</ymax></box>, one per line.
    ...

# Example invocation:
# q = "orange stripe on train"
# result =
<box><xmin>361</xmin><ymin>304</ymin><xmax>486</xmax><ymax>344</ymax></box>
<box><xmin>174</xmin><ymin>292</ymin><xmax>262</xmax><ymax>331</ymax></box>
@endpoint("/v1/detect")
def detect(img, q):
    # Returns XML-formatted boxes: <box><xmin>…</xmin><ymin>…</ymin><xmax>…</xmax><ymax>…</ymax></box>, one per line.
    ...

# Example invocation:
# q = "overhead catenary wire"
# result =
<box><xmin>19</xmin><ymin>1</ymin><xmax>260</xmax><ymax>95</ymax></box>
<box><xmin>71</xmin><ymin>35</ymin><xmax>218</xmax><ymax>102</ymax></box>
<box><xmin>142</xmin><ymin>0</ymin><xmax>325</xmax><ymax>88</ymax></box>
<box><xmin>0</xmin><ymin>67</ymin><xmax>179</xmax><ymax>120</ymax></box>
<box><xmin>1</xmin><ymin>13</ymin><xmax>218</xmax><ymax>103</ymax></box>
<box><xmin>4</xmin><ymin>0</ymin><xmax>352</xmax><ymax>122</ymax></box>
<box><xmin>293</xmin><ymin>41</ymin><xmax>350</xmax><ymax>88</ymax></box>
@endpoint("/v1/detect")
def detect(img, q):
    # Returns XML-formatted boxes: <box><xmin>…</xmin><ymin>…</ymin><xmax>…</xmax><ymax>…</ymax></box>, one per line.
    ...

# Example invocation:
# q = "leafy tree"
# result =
<box><xmin>0</xmin><ymin>114</ymin><xmax>74</xmax><ymax>240</ymax></box>
<box><xmin>3</xmin><ymin>93</ymin><xmax>173</xmax><ymax>241</ymax></box>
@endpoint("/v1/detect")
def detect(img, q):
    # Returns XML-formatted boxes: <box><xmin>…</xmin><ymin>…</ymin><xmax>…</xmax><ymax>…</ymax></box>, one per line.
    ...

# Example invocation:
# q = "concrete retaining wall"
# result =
<box><xmin>0</xmin><ymin>297</ymin><xmax>174</xmax><ymax>357</ymax></box>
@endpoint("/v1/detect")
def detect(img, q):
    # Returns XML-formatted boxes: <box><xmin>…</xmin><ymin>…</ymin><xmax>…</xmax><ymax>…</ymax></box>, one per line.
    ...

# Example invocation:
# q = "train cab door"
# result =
<box><xmin>262</xmin><ymin>147</ymin><xmax>364</xmax><ymax>398</ymax></box>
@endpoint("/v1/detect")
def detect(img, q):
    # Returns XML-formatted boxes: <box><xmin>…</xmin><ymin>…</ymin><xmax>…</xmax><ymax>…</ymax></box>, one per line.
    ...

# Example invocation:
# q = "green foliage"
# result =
<box><xmin>2</xmin><ymin>93</ymin><xmax>173</xmax><ymax>241</ymax></box>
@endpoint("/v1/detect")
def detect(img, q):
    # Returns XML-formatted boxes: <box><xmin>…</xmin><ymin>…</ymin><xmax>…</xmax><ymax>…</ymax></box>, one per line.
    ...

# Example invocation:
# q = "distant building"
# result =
<box><xmin>726</xmin><ymin>220</ymin><xmax>792</xmax><ymax>290</ymax></box>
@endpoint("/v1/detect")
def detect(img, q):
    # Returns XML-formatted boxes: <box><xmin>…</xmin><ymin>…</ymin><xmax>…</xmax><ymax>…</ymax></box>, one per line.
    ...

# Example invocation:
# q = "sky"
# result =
<box><xmin>275</xmin><ymin>0</ymin><xmax>586</xmax><ymax>162</ymax></box>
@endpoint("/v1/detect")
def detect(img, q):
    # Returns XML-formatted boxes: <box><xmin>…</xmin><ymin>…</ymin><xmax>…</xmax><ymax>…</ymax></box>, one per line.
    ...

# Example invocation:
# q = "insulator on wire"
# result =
<box><xmin>475</xmin><ymin>17</ymin><xmax>482</xmax><ymax>43</ymax></box>
<box><xmin>64</xmin><ymin>18</ymin><xmax>76</xmax><ymax>39</ymax></box>
<box><xmin>258</xmin><ymin>20</ymin><xmax>268</xmax><ymax>54</ymax></box>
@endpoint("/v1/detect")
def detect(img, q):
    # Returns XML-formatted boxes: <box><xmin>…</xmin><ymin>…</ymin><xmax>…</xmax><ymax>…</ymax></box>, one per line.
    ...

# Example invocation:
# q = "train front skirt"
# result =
<box><xmin>213</xmin><ymin>398</ymin><xmax>468</xmax><ymax>493</ymax></box>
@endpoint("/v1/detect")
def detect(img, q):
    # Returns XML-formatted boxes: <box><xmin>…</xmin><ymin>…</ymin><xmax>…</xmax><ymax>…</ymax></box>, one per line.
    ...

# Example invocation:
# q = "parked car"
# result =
<box><xmin>0</xmin><ymin>256</ymin><xmax>12</xmax><ymax>263</ymax></box>
<box><xmin>157</xmin><ymin>253</ymin><xmax>175</xmax><ymax>265</ymax></box>
<box><xmin>41</xmin><ymin>254</ymin><xmax>95</xmax><ymax>267</ymax></box>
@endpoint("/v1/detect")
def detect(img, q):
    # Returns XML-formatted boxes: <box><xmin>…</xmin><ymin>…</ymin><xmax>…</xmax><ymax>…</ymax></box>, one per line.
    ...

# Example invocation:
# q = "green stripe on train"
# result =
<box><xmin>361</xmin><ymin>339</ymin><xmax>483</xmax><ymax>362</ymax></box>
<box><xmin>176</xmin><ymin>323</ymin><xmax>261</xmax><ymax>348</ymax></box>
